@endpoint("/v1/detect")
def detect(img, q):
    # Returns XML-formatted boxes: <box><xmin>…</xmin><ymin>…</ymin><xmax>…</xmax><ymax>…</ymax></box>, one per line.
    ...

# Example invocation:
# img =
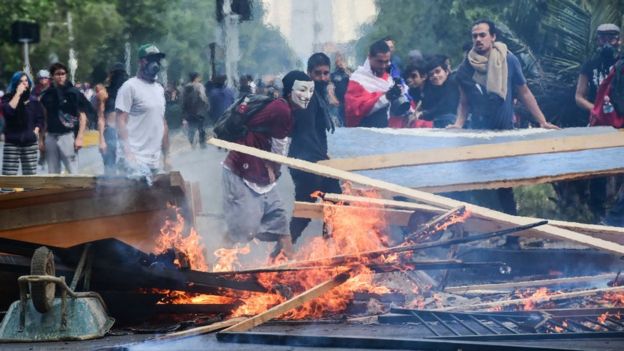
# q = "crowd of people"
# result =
<box><xmin>0</xmin><ymin>19</ymin><xmax>622</xmax><ymax>257</ymax></box>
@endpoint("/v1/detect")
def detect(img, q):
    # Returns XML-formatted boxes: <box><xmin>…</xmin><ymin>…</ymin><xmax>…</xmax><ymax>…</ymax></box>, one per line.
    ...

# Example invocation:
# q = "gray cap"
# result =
<box><xmin>36</xmin><ymin>69</ymin><xmax>50</xmax><ymax>79</ymax></box>
<box><xmin>597</xmin><ymin>23</ymin><xmax>620</xmax><ymax>34</ymax></box>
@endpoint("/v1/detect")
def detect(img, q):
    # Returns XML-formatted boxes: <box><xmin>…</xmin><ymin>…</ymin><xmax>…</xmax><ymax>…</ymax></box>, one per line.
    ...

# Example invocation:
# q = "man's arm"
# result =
<box><xmin>74</xmin><ymin>112</ymin><xmax>87</xmax><ymax>150</ymax></box>
<box><xmin>162</xmin><ymin>117</ymin><xmax>170</xmax><ymax>170</ymax></box>
<box><xmin>116</xmin><ymin>109</ymin><xmax>133</xmax><ymax>160</ymax></box>
<box><xmin>516</xmin><ymin>84</ymin><xmax>560</xmax><ymax>129</ymax></box>
<box><xmin>447</xmin><ymin>87</ymin><xmax>467</xmax><ymax>128</ymax></box>
<box><xmin>97</xmin><ymin>90</ymin><xmax>107</xmax><ymax>153</ymax></box>
<box><xmin>575</xmin><ymin>74</ymin><xmax>594</xmax><ymax>113</ymax></box>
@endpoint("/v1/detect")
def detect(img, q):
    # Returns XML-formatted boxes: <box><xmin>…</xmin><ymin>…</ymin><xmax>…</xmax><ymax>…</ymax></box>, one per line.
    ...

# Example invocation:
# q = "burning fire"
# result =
<box><xmin>601</xmin><ymin>292</ymin><xmax>624</xmax><ymax>306</ymax></box>
<box><xmin>229</xmin><ymin>188</ymin><xmax>393</xmax><ymax>318</ymax></box>
<box><xmin>213</xmin><ymin>244</ymin><xmax>251</xmax><ymax>272</ymax></box>
<box><xmin>522</xmin><ymin>287</ymin><xmax>550</xmax><ymax>310</ymax></box>
<box><xmin>151</xmin><ymin>188</ymin><xmax>463</xmax><ymax>319</ymax></box>
<box><xmin>411</xmin><ymin>209</ymin><xmax>472</xmax><ymax>244</ymax></box>
<box><xmin>154</xmin><ymin>204</ymin><xmax>208</xmax><ymax>271</ymax></box>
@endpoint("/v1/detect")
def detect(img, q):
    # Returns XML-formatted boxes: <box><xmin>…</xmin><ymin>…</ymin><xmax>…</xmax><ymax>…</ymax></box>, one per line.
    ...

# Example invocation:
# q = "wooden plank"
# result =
<box><xmin>322</xmin><ymin>193</ymin><xmax>442</xmax><ymax>212</ymax></box>
<box><xmin>0</xmin><ymin>175</ymin><xmax>124</xmax><ymax>189</ymax></box>
<box><xmin>208</xmin><ymin>137</ymin><xmax>624</xmax><ymax>255</ymax></box>
<box><xmin>0</xmin><ymin>210</ymin><xmax>167</xmax><ymax>252</ymax></box>
<box><xmin>440</xmin><ymin>286</ymin><xmax>624</xmax><ymax>311</ymax></box>
<box><xmin>322</xmin><ymin>193</ymin><xmax>624</xmax><ymax>240</ymax></box>
<box><xmin>156</xmin><ymin>317</ymin><xmax>246</xmax><ymax>340</ymax></box>
<box><xmin>223</xmin><ymin>271</ymin><xmax>351</xmax><ymax>333</ymax></box>
<box><xmin>0</xmin><ymin>172</ymin><xmax>185</xmax><ymax>190</ymax></box>
<box><xmin>415</xmin><ymin>167</ymin><xmax>624</xmax><ymax>193</ymax></box>
<box><xmin>319</xmin><ymin>130</ymin><xmax>624</xmax><ymax>171</ymax></box>
<box><xmin>0</xmin><ymin>187</ymin><xmax>175</xmax><ymax>231</ymax></box>
<box><xmin>293</xmin><ymin>201</ymin><xmax>414</xmax><ymax>226</ymax></box>
<box><xmin>445</xmin><ymin>273</ymin><xmax>617</xmax><ymax>294</ymax></box>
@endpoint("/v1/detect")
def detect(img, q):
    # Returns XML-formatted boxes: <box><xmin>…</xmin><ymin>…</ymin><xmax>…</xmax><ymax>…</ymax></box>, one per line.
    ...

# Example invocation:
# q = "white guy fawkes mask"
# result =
<box><xmin>291</xmin><ymin>80</ymin><xmax>315</xmax><ymax>109</ymax></box>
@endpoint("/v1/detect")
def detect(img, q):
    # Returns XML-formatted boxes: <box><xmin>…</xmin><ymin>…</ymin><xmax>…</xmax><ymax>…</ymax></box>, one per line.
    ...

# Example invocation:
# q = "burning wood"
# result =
<box><xmin>405</xmin><ymin>206</ymin><xmax>469</xmax><ymax>243</ymax></box>
<box><xmin>224</xmin><ymin>271</ymin><xmax>352</xmax><ymax>332</ymax></box>
<box><xmin>439</xmin><ymin>286</ymin><xmax>624</xmax><ymax>311</ymax></box>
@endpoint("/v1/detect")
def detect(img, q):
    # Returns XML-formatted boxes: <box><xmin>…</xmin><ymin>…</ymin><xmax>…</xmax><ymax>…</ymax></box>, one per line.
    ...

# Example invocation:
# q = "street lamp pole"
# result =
<box><xmin>20</xmin><ymin>39</ymin><xmax>32</xmax><ymax>78</ymax></box>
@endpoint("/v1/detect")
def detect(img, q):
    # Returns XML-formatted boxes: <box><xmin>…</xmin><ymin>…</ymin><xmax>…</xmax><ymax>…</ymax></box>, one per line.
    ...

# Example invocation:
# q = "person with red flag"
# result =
<box><xmin>344</xmin><ymin>40</ymin><xmax>402</xmax><ymax>128</ymax></box>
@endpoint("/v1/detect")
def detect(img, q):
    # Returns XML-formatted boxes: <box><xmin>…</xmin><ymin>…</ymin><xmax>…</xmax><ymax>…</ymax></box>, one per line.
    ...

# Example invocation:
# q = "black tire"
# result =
<box><xmin>30</xmin><ymin>246</ymin><xmax>56</xmax><ymax>313</ymax></box>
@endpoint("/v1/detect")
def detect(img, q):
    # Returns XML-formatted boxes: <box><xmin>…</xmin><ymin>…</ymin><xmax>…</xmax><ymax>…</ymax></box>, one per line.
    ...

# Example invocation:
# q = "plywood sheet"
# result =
<box><xmin>327</xmin><ymin>127</ymin><xmax>624</xmax><ymax>190</ymax></box>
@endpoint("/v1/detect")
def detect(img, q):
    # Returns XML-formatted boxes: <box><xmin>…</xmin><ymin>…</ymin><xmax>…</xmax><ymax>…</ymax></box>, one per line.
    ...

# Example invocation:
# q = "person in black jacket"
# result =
<box><xmin>288</xmin><ymin>53</ymin><xmax>342</xmax><ymax>244</ymax></box>
<box><xmin>1</xmin><ymin>71</ymin><xmax>44</xmax><ymax>177</ymax></box>
<box><xmin>419</xmin><ymin>55</ymin><xmax>460</xmax><ymax>128</ymax></box>
<box><xmin>40</xmin><ymin>62</ymin><xmax>89</xmax><ymax>174</ymax></box>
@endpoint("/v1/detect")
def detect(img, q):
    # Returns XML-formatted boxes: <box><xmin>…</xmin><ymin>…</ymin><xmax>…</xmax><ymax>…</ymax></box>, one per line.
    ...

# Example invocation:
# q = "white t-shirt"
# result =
<box><xmin>115</xmin><ymin>77</ymin><xmax>165</xmax><ymax>168</ymax></box>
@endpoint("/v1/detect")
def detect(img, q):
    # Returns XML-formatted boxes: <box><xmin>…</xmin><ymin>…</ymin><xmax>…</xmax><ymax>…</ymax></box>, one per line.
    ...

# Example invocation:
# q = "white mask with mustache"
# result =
<box><xmin>290</xmin><ymin>80</ymin><xmax>315</xmax><ymax>109</ymax></box>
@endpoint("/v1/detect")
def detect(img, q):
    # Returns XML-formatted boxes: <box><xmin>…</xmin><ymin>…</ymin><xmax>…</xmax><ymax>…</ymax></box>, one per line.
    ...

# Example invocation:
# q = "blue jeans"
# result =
<box><xmin>102</xmin><ymin>126</ymin><xmax>117</xmax><ymax>175</ymax></box>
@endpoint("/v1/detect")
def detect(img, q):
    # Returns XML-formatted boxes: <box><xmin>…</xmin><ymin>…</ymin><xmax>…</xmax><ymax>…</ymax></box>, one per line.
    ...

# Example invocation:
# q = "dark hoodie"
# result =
<box><xmin>288</xmin><ymin>82</ymin><xmax>335</xmax><ymax>162</ymax></box>
<box><xmin>40</xmin><ymin>82</ymin><xmax>90</xmax><ymax>134</ymax></box>
<box><xmin>1</xmin><ymin>93</ymin><xmax>44</xmax><ymax>146</ymax></box>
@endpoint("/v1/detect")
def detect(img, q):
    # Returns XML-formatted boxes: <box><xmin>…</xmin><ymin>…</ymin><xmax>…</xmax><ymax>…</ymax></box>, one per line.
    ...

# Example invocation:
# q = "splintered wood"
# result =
<box><xmin>223</xmin><ymin>271</ymin><xmax>352</xmax><ymax>332</ymax></box>
<box><xmin>439</xmin><ymin>286</ymin><xmax>624</xmax><ymax>311</ymax></box>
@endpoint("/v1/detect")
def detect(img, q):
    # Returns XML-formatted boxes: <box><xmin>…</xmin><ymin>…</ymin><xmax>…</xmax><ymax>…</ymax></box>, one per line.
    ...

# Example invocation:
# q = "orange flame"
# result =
<box><xmin>522</xmin><ymin>287</ymin><xmax>550</xmax><ymax>311</ymax></box>
<box><xmin>229</xmin><ymin>188</ymin><xmax>393</xmax><ymax>319</ymax></box>
<box><xmin>213</xmin><ymin>244</ymin><xmax>251</xmax><ymax>272</ymax></box>
<box><xmin>602</xmin><ymin>292</ymin><xmax>624</xmax><ymax>306</ymax></box>
<box><xmin>153</xmin><ymin>204</ymin><xmax>208</xmax><ymax>271</ymax></box>
<box><xmin>151</xmin><ymin>188</ymin><xmax>468</xmax><ymax>319</ymax></box>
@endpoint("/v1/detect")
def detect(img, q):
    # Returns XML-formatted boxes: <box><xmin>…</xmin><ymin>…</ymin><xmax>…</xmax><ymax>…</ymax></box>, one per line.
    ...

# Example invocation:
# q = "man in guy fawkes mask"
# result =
<box><xmin>222</xmin><ymin>71</ymin><xmax>314</xmax><ymax>260</ymax></box>
<box><xmin>288</xmin><ymin>53</ymin><xmax>342</xmax><ymax>244</ymax></box>
<box><xmin>115</xmin><ymin>44</ymin><xmax>169</xmax><ymax>175</ymax></box>
<box><xmin>576</xmin><ymin>23</ymin><xmax>621</xmax><ymax>117</ymax></box>
<box><xmin>574</xmin><ymin>24</ymin><xmax>621</xmax><ymax>219</ymax></box>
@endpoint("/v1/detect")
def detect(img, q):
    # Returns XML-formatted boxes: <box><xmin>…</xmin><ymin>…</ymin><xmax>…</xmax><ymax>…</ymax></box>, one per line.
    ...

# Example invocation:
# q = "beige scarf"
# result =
<box><xmin>468</xmin><ymin>42</ymin><xmax>508</xmax><ymax>100</ymax></box>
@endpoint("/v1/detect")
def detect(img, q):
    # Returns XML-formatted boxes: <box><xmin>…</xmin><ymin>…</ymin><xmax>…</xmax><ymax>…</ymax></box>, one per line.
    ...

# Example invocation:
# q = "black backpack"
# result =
<box><xmin>212</xmin><ymin>94</ymin><xmax>275</xmax><ymax>141</ymax></box>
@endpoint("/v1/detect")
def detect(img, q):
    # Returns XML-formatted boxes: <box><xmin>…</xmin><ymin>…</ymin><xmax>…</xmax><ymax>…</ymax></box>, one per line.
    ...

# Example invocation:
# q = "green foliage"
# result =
<box><xmin>0</xmin><ymin>0</ymin><xmax>298</xmax><ymax>85</ymax></box>
<box><xmin>115</xmin><ymin>0</ymin><xmax>172</xmax><ymax>44</ymax></box>
<box><xmin>158</xmin><ymin>0</ymin><xmax>218</xmax><ymax>85</ymax></box>
<box><xmin>515</xmin><ymin>184</ymin><xmax>594</xmax><ymax>223</ymax></box>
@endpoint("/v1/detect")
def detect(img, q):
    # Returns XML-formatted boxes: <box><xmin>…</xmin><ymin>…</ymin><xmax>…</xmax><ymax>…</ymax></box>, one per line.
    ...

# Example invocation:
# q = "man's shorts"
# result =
<box><xmin>222</xmin><ymin>168</ymin><xmax>289</xmax><ymax>243</ymax></box>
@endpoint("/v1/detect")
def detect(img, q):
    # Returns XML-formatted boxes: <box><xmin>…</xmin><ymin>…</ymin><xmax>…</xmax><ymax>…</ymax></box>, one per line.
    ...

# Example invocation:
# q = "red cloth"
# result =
<box><xmin>590</xmin><ymin>67</ymin><xmax>624</xmax><ymax>128</ymax></box>
<box><xmin>388</xmin><ymin>116</ymin><xmax>433</xmax><ymax>128</ymax></box>
<box><xmin>224</xmin><ymin>98</ymin><xmax>293</xmax><ymax>186</ymax></box>
<box><xmin>344</xmin><ymin>79</ymin><xmax>386</xmax><ymax>127</ymax></box>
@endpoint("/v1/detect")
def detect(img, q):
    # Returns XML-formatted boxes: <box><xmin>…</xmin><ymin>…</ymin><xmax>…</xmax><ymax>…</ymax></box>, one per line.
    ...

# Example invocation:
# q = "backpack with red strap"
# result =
<box><xmin>591</xmin><ymin>58</ymin><xmax>624</xmax><ymax>128</ymax></box>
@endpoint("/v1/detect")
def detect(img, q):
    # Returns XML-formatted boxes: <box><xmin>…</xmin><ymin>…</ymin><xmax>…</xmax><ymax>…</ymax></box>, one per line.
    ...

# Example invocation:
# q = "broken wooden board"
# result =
<box><xmin>0</xmin><ymin>172</ymin><xmax>193</xmax><ymax>252</ymax></box>
<box><xmin>320</xmin><ymin>128</ymin><xmax>624</xmax><ymax>171</ymax></box>
<box><xmin>313</xmin><ymin>193</ymin><xmax>624</xmax><ymax>244</ymax></box>
<box><xmin>208</xmin><ymin>137</ymin><xmax>624</xmax><ymax>255</ymax></box>
<box><xmin>439</xmin><ymin>286</ymin><xmax>624</xmax><ymax>311</ymax></box>
<box><xmin>293</xmin><ymin>198</ymin><xmax>624</xmax><ymax>245</ymax></box>
<box><xmin>323</xmin><ymin>127</ymin><xmax>624</xmax><ymax>192</ymax></box>
<box><xmin>445</xmin><ymin>273</ymin><xmax>617</xmax><ymax>294</ymax></box>
<box><xmin>223</xmin><ymin>271</ymin><xmax>352</xmax><ymax>332</ymax></box>
<box><xmin>157</xmin><ymin>317</ymin><xmax>246</xmax><ymax>340</ymax></box>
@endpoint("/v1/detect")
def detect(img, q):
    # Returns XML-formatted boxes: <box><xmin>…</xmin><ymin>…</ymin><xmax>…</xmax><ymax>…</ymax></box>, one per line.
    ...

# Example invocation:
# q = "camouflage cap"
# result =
<box><xmin>597</xmin><ymin>23</ymin><xmax>620</xmax><ymax>34</ymax></box>
<box><xmin>138</xmin><ymin>44</ymin><xmax>166</xmax><ymax>60</ymax></box>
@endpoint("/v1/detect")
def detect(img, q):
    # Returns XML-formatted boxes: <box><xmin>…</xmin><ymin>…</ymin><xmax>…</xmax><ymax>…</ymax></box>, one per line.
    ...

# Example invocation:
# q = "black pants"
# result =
<box><xmin>186</xmin><ymin>115</ymin><xmax>206</xmax><ymax>148</ymax></box>
<box><xmin>289</xmin><ymin>168</ymin><xmax>342</xmax><ymax>243</ymax></box>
